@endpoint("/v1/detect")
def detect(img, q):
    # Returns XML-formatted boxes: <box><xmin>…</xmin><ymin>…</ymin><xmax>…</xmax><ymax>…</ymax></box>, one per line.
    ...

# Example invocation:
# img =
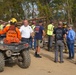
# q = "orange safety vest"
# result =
<box><xmin>0</xmin><ymin>25</ymin><xmax>21</xmax><ymax>44</ymax></box>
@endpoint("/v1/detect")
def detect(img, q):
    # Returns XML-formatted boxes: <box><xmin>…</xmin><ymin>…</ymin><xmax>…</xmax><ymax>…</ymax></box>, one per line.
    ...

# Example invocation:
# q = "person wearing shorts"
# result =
<box><xmin>34</xmin><ymin>20</ymin><xmax>45</xmax><ymax>58</ymax></box>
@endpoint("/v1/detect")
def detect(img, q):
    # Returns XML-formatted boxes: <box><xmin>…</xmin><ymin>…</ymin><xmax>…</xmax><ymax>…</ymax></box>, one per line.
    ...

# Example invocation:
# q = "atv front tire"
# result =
<box><xmin>0</xmin><ymin>52</ymin><xmax>5</xmax><ymax>72</ymax></box>
<box><xmin>18</xmin><ymin>50</ymin><xmax>31</xmax><ymax>68</ymax></box>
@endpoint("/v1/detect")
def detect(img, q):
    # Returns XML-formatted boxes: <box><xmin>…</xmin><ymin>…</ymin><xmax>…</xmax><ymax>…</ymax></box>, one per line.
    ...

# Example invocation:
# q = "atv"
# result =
<box><xmin>0</xmin><ymin>40</ymin><xmax>31</xmax><ymax>72</ymax></box>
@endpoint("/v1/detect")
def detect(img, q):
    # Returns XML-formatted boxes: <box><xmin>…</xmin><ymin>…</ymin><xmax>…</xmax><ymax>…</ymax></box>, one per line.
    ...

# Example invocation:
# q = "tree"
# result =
<box><xmin>36</xmin><ymin>0</ymin><xmax>52</xmax><ymax>23</ymax></box>
<box><xmin>49</xmin><ymin>0</ymin><xmax>75</xmax><ymax>24</ymax></box>
<box><xmin>72</xmin><ymin>0</ymin><xmax>76</xmax><ymax>23</ymax></box>
<box><xmin>0</xmin><ymin>0</ymin><xmax>24</xmax><ymax>21</ymax></box>
<box><xmin>0</xmin><ymin>0</ymin><xmax>76</xmax><ymax>25</ymax></box>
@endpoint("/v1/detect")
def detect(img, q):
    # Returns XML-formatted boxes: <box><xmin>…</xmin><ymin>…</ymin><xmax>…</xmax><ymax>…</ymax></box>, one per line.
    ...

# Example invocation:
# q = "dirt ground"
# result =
<box><xmin>0</xmin><ymin>48</ymin><xmax>76</xmax><ymax>75</ymax></box>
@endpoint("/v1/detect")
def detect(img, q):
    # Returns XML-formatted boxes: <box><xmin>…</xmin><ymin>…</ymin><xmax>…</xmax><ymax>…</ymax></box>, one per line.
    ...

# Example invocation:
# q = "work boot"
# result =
<box><xmin>71</xmin><ymin>56</ymin><xmax>74</xmax><ymax>59</ymax></box>
<box><xmin>36</xmin><ymin>54</ymin><xmax>42</xmax><ymax>58</ymax></box>
<box><xmin>54</xmin><ymin>60</ymin><xmax>58</xmax><ymax>63</ymax></box>
<box><xmin>67</xmin><ymin>57</ymin><xmax>72</xmax><ymax>59</ymax></box>
<box><xmin>34</xmin><ymin>52</ymin><xmax>42</xmax><ymax>58</ymax></box>
<box><xmin>35</xmin><ymin>53</ymin><xmax>42</xmax><ymax>58</ymax></box>
<box><xmin>59</xmin><ymin>61</ymin><xmax>64</xmax><ymax>63</ymax></box>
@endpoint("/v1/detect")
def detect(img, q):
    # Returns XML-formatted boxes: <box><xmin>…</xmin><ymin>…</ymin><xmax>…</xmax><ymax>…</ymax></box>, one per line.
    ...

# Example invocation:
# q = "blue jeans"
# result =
<box><xmin>30</xmin><ymin>38</ymin><xmax>36</xmax><ymax>49</ymax></box>
<box><xmin>67</xmin><ymin>40</ymin><xmax>74</xmax><ymax>58</ymax></box>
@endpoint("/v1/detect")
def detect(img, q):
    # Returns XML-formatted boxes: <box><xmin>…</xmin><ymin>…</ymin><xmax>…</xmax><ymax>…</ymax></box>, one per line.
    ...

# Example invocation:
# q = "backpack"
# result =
<box><xmin>3</xmin><ymin>25</ymin><xmax>20</xmax><ymax>44</ymax></box>
<box><xmin>56</xmin><ymin>28</ymin><xmax>63</xmax><ymax>40</ymax></box>
<box><xmin>34</xmin><ymin>26</ymin><xmax>40</xmax><ymax>33</ymax></box>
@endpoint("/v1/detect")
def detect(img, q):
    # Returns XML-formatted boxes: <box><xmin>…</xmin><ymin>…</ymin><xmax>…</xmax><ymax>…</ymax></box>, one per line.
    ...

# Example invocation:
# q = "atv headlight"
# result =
<box><xmin>6</xmin><ymin>50</ymin><xmax>12</xmax><ymax>57</ymax></box>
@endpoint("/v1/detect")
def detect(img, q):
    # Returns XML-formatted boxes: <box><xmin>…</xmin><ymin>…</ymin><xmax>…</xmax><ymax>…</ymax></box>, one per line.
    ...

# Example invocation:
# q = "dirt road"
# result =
<box><xmin>0</xmin><ymin>49</ymin><xmax>76</xmax><ymax>75</ymax></box>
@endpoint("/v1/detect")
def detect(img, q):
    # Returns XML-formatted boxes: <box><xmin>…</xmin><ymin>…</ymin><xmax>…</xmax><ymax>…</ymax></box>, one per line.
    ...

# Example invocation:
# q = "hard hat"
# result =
<box><xmin>10</xmin><ymin>18</ymin><xmax>17</xmax><ymax>23</ymax></box>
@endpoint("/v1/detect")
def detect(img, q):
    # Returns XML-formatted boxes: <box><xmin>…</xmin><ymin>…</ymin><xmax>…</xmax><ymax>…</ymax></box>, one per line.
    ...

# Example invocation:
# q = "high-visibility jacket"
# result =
<box><xmin>47</xmin><ymin>24</ymin><xmax>54</xmax><ymax>35</ymax></box>
<box><xmin>0</xmin><ymin>24</ymin><xmax>4</xmax><ymax>30</ymax></box>
<box><xmin>0</xmin><ymin>25</ymin><xmax>21</xmax><ymax>44</ymax></box>
<box><xmin>31</xmin><ymin>25</ymin><xmax>35</xmax><ymax>30</ymax></box>
<box><xmin>6</xmin><ymin>24</ymin><xmax>10</xmax><ymax>27</ymax></box>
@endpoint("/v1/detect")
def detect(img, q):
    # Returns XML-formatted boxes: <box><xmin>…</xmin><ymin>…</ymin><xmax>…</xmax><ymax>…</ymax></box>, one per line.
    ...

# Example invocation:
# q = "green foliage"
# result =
<box><xmin>72</xmin><ymin>0</ymin><xmax>76</xmax><ymax>23</ymax></box>
<box><xmin>0</xmin><ymin>0</ymin><xmax>24</xmax><ymax>21</ymax></box>
<box><xmin>50</xmin><ymin>0</ymin><xmax>76</xmax><ymax>24</ymax></box>
<box><xmin>37</xmin><ymin>0</ymin><xmax>52</xmax><ymax>23</ymax></box>
<box><xmin>0</xmin><ymin>0</ymin><xmax>76</xmax><ymax>25</ymax></box>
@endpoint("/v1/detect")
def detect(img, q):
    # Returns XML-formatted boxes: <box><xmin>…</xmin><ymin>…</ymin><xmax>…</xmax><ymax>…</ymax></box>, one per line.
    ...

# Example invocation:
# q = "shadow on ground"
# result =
<box><xmin>30</xmin><ymin>49</ymin><xmax>76</xmax><ymax>64</ymax></box>
<box><xmin>41</xmin><ymin>53</ymin><xmax>54</xmax><ymax>62</ymax></box>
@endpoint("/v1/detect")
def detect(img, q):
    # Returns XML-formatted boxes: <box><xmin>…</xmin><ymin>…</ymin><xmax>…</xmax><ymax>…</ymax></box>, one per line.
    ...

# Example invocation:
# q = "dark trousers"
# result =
<box><xmin>55</xmin><ymin>40</ymin><xmax>64</xmax><ymax>62</ymax></box>
<box><xmin>67</xmin><ymin>40</ymin><xmax>74</xmax><ymax>58</ymax></box>
<box><xmin>21</xmin><ymin>38</ymin><xmax>29</xmax><ymax>44</ymax></box>
<box><xmin>48</xmin><ymin>35</ymin><xmax>53</xmax><ymax>50</ymax></box>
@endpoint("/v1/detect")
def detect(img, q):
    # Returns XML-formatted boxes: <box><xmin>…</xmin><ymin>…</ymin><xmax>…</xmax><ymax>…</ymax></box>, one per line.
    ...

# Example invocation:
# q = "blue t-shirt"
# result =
<box><xmin>35</xmin><ymin>25</ymin><xmax>44</xmax><ymax>40</ymax></box>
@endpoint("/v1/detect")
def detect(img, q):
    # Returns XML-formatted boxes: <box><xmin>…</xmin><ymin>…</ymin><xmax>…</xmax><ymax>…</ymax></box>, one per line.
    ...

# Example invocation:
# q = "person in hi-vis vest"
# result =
<box><xmin>47</xmin><ymin>20</ymin><xmax>54</xmax><ymax>51</ymax></box>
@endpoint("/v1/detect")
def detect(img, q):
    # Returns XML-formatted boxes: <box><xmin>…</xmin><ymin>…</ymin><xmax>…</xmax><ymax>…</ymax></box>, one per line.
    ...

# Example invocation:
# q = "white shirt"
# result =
<box><xmin>20</xmin><ymin>25</ymin><xmax>33</xmax><ymax>38</ymax></box>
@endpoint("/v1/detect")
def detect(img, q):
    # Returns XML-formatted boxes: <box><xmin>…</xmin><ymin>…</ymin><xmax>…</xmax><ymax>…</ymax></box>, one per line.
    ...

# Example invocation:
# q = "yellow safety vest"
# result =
<box><xmin>31</xmin><ymin>25</ymin><xmax>35</xmax><ymax>30</ymax></box>
<box><xmin>47</xmin><ymin>24</ymin><xmax>54</xmax><ymax>35</ymax></box>
<box><xmin>6</xmin><ymin>24</ymin><xmax>10</xmax><ymax>27</ymax></box>
<box><xmin>0</xmin><ymin>24</ymin><xmax>4</xmax><ymax>30</ymax></box>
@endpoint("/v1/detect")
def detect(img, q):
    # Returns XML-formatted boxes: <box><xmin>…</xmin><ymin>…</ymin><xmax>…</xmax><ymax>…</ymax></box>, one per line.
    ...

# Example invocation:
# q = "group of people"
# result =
<box><xmin>0</xmin><ymin>18</ymin><xmax>76</xmax><ymax>63</ymax></box>
<box><xmin>47</xmin><ymin>21</ymin><xmax>75</xmax><ymax>63</ymax></box>
<box><xmin>0</xmin><ymin>18</ymin><xmax>45</xmax><ymax>58</ymax></box>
